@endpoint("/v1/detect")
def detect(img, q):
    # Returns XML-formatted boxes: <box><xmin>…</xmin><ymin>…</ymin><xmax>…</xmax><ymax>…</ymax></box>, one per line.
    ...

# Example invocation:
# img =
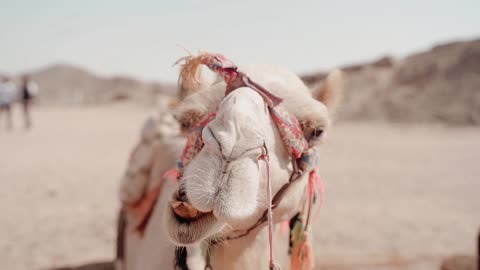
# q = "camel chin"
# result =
<box><xmin>164</xmin><ymin>207</ymin><xmax>221</xmax><ymax>245</ymax></box>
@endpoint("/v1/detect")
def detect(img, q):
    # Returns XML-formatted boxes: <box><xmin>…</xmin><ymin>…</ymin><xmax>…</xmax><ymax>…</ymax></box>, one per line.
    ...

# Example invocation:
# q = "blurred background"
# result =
<box><xmin>0</xmin><ymin>1</ymin><xmax>479</xmax><ymax>269</ymax></box>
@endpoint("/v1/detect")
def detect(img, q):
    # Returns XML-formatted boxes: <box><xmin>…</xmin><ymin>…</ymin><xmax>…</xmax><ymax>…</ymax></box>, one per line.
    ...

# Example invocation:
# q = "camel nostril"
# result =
<box><xmin>176</xmin><ymin>187</ymin><xmax>188</xmax><ymax>202</ymax></box>
<box><xmin>171</xmin><ymin>186</ymin><xmax>210</xmax><ymax>221</ymax></box>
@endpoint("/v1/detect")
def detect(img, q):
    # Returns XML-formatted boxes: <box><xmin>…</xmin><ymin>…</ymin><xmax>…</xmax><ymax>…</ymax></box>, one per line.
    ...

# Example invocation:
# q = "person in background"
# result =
<box><xmin>0</xmin><ymin>76</ymin><xmax>17</xmax><ymax>130</ymax></box>
<box><xmin>20</xmin><ymin>75</ymin><xmax>38</xmax><ymax>129</ymax></box>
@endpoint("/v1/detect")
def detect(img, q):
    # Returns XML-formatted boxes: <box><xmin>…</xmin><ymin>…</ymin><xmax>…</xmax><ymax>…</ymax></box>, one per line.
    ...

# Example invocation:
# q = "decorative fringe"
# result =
<box><xmin>289</xmin><ymin>170</ymin><xmax>318</xmax><ymax>270</ymax></box>
<box><xmin>310</xmin><ymin>170</ymin><xmax>325</xmax><ymax>220</ymax></box>
<box><xmin>288</xmin><ymin>213</ymin><xmax>301</xmax><ymax>254</ymax></box>
<box><xmin>175</xmin><ymin>53</ymin><xmax>209</xmax><ymax>98</ymax></box>
<box><xmin>290</xmin><ymin>233</ymin><xmax>314</xmax><ymax>270</ymax></box>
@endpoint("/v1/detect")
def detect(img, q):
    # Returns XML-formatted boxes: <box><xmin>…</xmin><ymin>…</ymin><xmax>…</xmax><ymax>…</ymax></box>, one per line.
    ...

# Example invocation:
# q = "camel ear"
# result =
<box><xmin>313</xmin><ymin>69</ymin><xmax>344</xmax><ymax>115</ymax></box>
<box><xmin>297</xmin><ymin>70</ymin><xmax>343</xmax><ymax>144</ymax></box>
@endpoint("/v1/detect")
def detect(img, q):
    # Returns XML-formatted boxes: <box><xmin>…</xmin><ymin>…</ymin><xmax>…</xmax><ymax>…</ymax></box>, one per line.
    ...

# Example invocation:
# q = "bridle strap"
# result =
<box><xmin>225</xmin><ymin>72</ymin><xmax>283</xmax><ymax>108</ymax></box>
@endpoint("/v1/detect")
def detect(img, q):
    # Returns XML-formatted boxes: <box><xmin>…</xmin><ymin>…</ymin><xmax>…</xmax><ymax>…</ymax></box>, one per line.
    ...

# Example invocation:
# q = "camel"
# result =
<box><xmin>117</xmin><ymin>55</ymin><xmax>343</xmax><ymax>270</ymax></box>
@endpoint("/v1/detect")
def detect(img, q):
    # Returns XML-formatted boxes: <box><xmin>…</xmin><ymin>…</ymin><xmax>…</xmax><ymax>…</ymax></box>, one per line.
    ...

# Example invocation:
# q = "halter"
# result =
<box><xmin>174</xmin><ymin>53</ymin><xmax>323</xmax><ymax>270</ymax></box>
<box><xmin>126</xmin><ymin>53</ymin><xmax>323</xmax><ymax>270</ymax></box>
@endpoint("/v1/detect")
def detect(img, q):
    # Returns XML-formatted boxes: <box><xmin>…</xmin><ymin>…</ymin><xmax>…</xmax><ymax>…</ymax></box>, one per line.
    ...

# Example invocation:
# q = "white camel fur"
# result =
<box><xmin>118</xmin><ymin>64</ymin><xmax>343</xmax><ymax>270</ymax></box>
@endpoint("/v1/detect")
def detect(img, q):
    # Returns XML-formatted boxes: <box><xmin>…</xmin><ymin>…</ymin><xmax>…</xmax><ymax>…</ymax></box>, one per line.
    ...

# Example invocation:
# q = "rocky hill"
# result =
<box><xmin>27</xmin><ymin>64</ymin><xmax>176</xmax><ymax>105</ymax></box>
<box><xmin>302</xmin><ymin>38</ymin><xmax>480</xmax><ymax>125</ymax></box>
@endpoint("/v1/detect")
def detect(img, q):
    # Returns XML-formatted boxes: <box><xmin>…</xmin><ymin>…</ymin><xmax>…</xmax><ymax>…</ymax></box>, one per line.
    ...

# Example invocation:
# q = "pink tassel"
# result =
<box><xmin>291</xmin><ymin>172</ymin><xmax>316</xmax><ymax>270</ymax></box>
<box><xmin>310</xmin><ymin>169</ymin><xmax>325</xmax><ymax>220</ymax></box>
<box><xmin>290</xmin><ymin>233</ymin><xmax>314</xmax><ymax>270</ymax></box>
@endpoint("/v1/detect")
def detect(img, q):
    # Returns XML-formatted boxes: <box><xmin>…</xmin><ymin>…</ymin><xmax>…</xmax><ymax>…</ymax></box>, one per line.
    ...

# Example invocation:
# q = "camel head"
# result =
<box><xmin>165</xmin><ymin>64</ymin><xmax>343</xmax><ymax>246</ymax></box>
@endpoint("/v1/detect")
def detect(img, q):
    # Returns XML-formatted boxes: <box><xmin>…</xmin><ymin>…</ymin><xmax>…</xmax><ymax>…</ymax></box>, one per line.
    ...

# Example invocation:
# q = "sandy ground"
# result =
<box><xmin>316</xmin><ymin>123</ymin><xmax>479</xmax><ymax>269</ymax></box>
<box><xmin>0</xmin><ymin>104</ymin><xmax>479</xmax><ymax>270</ymax></box>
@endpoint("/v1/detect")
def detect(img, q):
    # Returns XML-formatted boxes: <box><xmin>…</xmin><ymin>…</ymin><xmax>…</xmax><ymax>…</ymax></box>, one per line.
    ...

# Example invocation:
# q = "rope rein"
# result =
<box><xmin>259</xmin><ymin>145</ymin><xmax>281</xmax><ymax>270</ymax></box>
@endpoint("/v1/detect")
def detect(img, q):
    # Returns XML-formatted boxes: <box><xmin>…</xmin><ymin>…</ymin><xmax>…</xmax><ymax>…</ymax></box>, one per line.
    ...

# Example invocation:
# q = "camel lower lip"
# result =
<box><xmin>166</xmin><ymin>205</ymin><xmax>222</xmax><ymax>245</ymax></box>
<box><xmin>171</xmin><ymin>200</ymin><xmax>210</xmax><ymax>221</ymax></box>
<box><xmin>172</xmin><ymin>207</ymin><xmax>213</xmax><ymax>224</ymax></box>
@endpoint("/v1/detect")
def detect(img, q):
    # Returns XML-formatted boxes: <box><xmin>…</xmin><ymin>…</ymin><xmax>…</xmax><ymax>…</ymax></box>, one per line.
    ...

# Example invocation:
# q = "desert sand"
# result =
<box><xmin>1</xmin><ymin>104</ymin><xmax>478</xmax><ymax>270</ymax></box>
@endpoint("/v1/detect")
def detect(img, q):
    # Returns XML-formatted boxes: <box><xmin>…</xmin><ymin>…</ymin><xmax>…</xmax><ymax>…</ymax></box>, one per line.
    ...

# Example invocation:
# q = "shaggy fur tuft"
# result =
<box><xmin>176</xmin><ymin>53</ymin><xmax>210</xmax><ymax>99</ymax></box>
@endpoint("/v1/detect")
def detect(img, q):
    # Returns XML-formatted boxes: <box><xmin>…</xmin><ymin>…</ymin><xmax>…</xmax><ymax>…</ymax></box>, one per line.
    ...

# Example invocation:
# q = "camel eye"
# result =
<box><xmin>309</xmin><ymin>129</ymin><xmax>324</xmax><ymax>140</ymax></box>
<box><xmin>181</xmin><ymin>121</ymin><xmax>190</xmax><ymax>130</ymax></box>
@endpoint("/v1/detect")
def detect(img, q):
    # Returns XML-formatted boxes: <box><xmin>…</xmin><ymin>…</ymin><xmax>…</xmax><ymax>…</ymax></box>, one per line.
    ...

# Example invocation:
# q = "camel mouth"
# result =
<box><xmin>170</xmin><ymin>199</ymin><xmax>211</xmax><ymax>222</ymax></box>
<box><xmin>170</xmin><ymin>186</ymin><xmax>211</xmax><ymax>222</ymax></box>
<box><xmin>165</xmin><ymin>188</ymin><xmax>223</xmax><ymax>245</ymax></box>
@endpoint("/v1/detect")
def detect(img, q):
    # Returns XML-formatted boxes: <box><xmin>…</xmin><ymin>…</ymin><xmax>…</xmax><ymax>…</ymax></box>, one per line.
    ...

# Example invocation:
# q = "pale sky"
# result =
<box><xmin>1</xmin><ymin>0</ymin><xmax>479</xmax><ymax>82</ymax></box>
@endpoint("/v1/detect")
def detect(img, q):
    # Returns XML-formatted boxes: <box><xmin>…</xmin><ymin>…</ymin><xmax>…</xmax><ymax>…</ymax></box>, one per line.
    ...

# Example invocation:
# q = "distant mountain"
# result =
<box><xmin>9</xmin><ymin>38</ymin><xmax>480</xmax><ymax>125</ymax></box>
<box><xmin>28</xmin><ymin>63</ymin><xmax>176</xmax><ymax>105</ymax></box>
<box><xmin>302</xmin><ymin>38</ymin><xmax>480</xmax><ymax>125</ymax></box>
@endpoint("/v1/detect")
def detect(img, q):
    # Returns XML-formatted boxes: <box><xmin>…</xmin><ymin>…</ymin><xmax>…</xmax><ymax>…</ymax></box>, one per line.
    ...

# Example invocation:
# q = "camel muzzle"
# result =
<box><xmin>171</xmin><ymin>187</ymin><xmax>210</xmax><ymax>221</ymax></box>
